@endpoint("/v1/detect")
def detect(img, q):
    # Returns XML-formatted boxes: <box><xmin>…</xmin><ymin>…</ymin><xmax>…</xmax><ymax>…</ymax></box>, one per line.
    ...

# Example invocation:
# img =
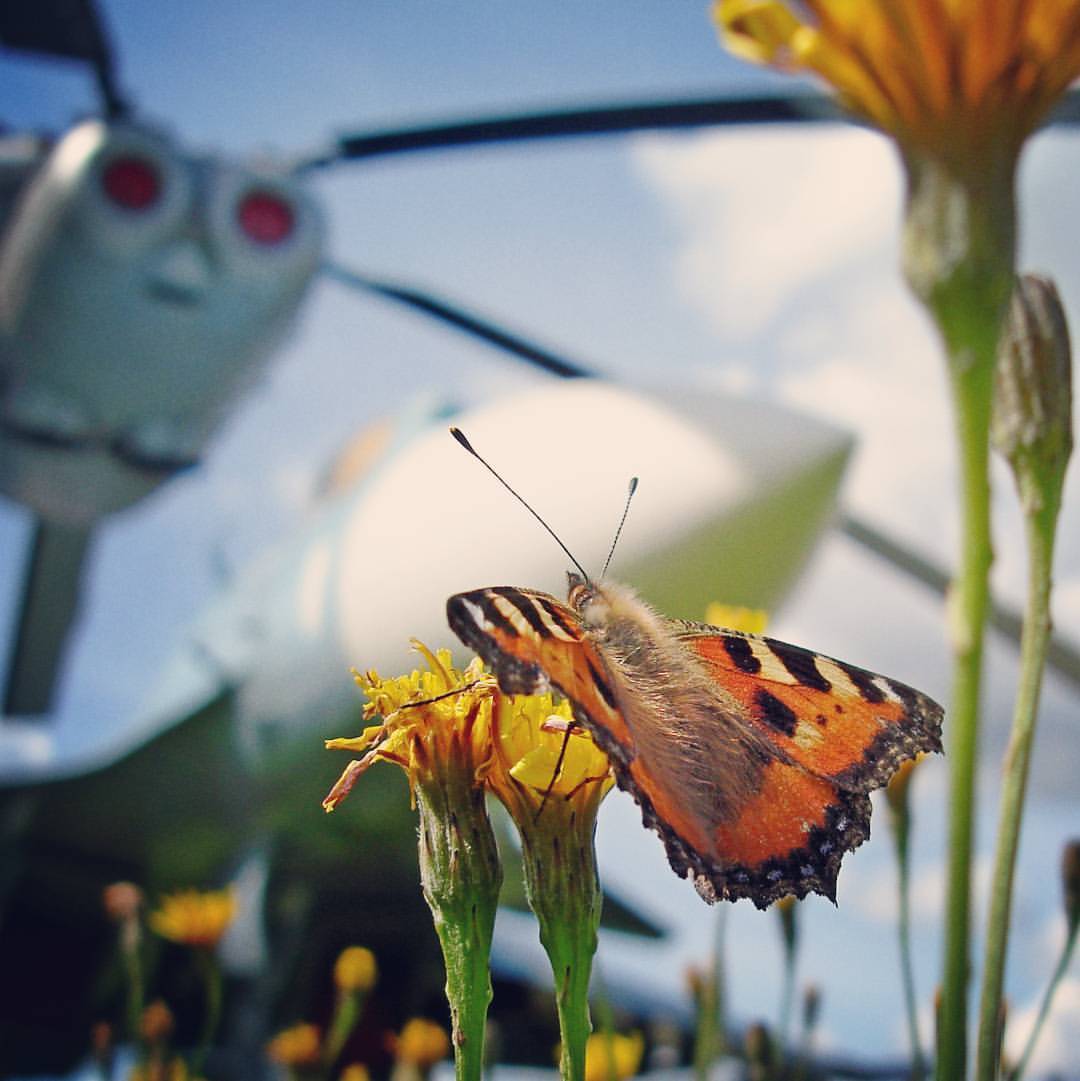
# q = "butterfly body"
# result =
<box><xmin>447</xmin><ymin>576</ymin><xmax>943</xmax><ymax>909</ymax></box>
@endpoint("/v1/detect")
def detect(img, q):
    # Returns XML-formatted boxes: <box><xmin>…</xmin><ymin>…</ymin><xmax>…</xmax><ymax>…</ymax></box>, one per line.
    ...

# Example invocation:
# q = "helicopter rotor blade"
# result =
<box><xmin>298</xmin><ymin>91</ymin><xmax>840</xmax><ymax>170</ymax></box>
<box><xmin>298</xmin><ymin>87</ymin><xmax>1080</xmax><ymax>170</ymax></box>
<box><xmin>0</xmin><ymin>0</ymin><xmax>128</xmax><ymax>118</ymax></box>
<box><xmin>322</xmin><ymin>262</ymin><xmax>597</xmax><ymax>380</ymax></box>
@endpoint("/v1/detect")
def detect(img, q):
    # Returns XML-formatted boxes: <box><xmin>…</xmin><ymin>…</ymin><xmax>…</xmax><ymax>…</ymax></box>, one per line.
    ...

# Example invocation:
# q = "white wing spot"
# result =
<box><xmin>815</xmin><ymin>657</ymin><xmax>861</xmax><ymax>698</ymax></box>
<box><xmin>525</xmin><ymin>595</ymin><xmax>577</xmax><ymax>642</ymax></box>
<box><xmin>461</xmin><ymin>597</ymin><xmax>492</xmax><ymax>631</ymax></box>
<box><xmin>748</xmin><ymin>639</ymin><xmax>798</xmax><ymax>684</ymax></box>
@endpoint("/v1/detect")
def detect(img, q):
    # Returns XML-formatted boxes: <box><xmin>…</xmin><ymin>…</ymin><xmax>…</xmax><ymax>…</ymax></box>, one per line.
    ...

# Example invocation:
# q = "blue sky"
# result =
<box><xmin>3</xmin><ymin>3</ymin><xmax>1080</xmax><ymax>1070</ymax></box>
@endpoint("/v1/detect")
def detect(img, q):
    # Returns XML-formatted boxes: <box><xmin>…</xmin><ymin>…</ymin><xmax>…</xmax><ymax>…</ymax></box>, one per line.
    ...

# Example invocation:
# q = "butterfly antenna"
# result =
<box><xmin>600</xmin><ymin>476</ymin><xmax>638</xmax><ymax>580</ymax></box>
<box><xmin>450</xmin><ymin>427</ymin><xmax>591</xmax><ymax>582</ymax></box>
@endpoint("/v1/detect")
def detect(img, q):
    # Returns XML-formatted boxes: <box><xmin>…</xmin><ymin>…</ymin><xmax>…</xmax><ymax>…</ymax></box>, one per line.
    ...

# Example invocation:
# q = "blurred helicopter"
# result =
<box><xmin>0</xmin><ymin>0</ymin><xmax>848</xmax><ymax>715</ymax></box>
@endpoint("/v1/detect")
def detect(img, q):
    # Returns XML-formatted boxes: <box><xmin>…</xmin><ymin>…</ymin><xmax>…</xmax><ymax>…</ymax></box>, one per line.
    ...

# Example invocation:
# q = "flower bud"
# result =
<box><xmin>103</xmin><ymin>882</ymin><xmax>144</xmax><ymax>923</ymax></box>
<box><xmin>992</xmin><ymin>274</ymin><xmax>1073</xmax><ymax>512</ymax></box>
<box><xmin>1062</xmin><ymin>839</ymin><xmax>1080</xmax><ymax>932</ymax></box>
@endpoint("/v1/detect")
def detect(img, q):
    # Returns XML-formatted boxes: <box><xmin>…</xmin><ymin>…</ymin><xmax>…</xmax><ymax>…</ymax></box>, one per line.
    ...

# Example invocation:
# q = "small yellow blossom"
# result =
<box><xmin>339</xmin><ymin>1066</ymin><xmax>370</xmax><ymax>1081</ymax></box>
<box><xmin>386</xmin><ymin>1018</ymin><xmax>451</xmax><ymax>1067</ymax></box>
<box><xmin>266</xmin><ymin>1022</ymin><xmax>322</xmax><ymax>1066</ymax></box>
<box><xmin>704</xmin><ymin>603</ymin><xmax>768</xmax><ymax>634</ymax></box>
<box><xmin>581</xmin><ymin>1031</ymin><xmax>645</xmax><ymax>1081</ymax></box>
<box><xmin>485</xmin><ymin>692</ymin><xmax>613</xmax><ymax>825</ymax></box>
<box><xmin>715</xmin><ymin>0</ymin><xmax>1080</xmax><ymax>167</ymax></box>
<box><xmin>148</xmin><ymin>888</ymin><xmax>237</xmax><ymax>949</ymax></box>
<box><xmin>324</xmin><ymin>644</ymin><xmax>497</xmax><ymax>812</ymax></box>
<box><xmin>334</xmin><ymin>946</ymin><xmax>378</xmax><ymax>994</ymax></box>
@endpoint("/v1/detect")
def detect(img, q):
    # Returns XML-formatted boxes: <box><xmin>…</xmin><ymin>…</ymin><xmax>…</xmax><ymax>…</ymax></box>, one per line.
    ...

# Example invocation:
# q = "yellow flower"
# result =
<box><xmin>484</xmin><ymin>692</ymin><xmax>614</xmax><ymax>825</ymax></box>
<box><xmin>704</xmin><ymin>602</ymin><xmax>768</xmax><ymax>634</ymax></box>
<box><xmin>386</xmin><ymin>1018</ymin><xmax>451</xmax><ymax>1067</ymax></box>
<box><xmin>324</xmin><ymin>644</ymin><xmax>497</xmax><ymax>812</ymax></box>
<box><xmin>148</xmin><ymin>889</ymin><xmax>237</xmax><ymax>949</ymax></box>
<box><xmin>334</xmin><ymin>946</ymin><xmax>377</xmax><ymax>994</ymax></box>
<box><xmin>339</xmin><ymin>1066</ymin><xmax>370</xmax><ymax>1081</ymax></box>
<box><xmin>715</xmin><ymin>0</ymin><xmax>1080</xmax><ymax>166</ymax></box>
<box><xmin>581</xmin><ymin>1032</ymin><xmax>645</xmax><ymax>1081</ymax></box>
<box><xmin>266</xmin><ymin>1022</ymin><xmax>322</xmax><ymax>1066</ymax></box>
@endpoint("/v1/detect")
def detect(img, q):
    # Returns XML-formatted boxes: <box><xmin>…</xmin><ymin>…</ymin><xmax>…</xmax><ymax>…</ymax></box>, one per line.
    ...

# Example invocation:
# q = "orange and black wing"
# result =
<box><xmin>659</xmin><ymin>622</ymin><xmax>943</xmax><ymax>907</ymax></box>
<box><xmin>673</xmin><ymin>622</ymin><xmax>943</xmax><ymax>791</ymax></box>
<box><xmin>446</xmin><ymin>586</ymin><xmax>639</xmax><ymax>758</ymax></box>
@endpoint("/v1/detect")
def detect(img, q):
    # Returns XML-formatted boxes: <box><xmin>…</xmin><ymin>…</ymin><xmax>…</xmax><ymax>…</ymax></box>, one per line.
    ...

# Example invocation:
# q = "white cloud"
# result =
<box><xmin>632</xmin><ymin>126</ymin><xmax>901</xmax><ymax>340</ymax></box>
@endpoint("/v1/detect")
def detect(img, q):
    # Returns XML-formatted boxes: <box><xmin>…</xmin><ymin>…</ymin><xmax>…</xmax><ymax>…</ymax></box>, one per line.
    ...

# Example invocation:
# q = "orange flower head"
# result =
<box><xmin>324</xmin><ymin>643</ymin><xmax>498</xmax><ymax>812</ymax></box>
<box><xmin>386</xmin><ymin>1018</ymin><xmax>451</xmax><ymax>1068</ymax></box>
<box><xmin>148</xmin><ymin>888</ymin><xmax>237</xmax><ymax>949</ymax></box>
<box><xmin>266</xmin><ymin>1022</ymin><xmax>322</xmax><ymax>1066</ymax></box>
<box><xmin>715</xmin><ymin>1</ymin><xmax>1080</xmax><ymax>169</ymax></box>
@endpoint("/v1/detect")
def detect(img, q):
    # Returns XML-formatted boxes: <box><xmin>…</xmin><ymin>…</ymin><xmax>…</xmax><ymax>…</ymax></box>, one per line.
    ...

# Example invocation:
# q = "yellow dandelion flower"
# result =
<box><xmin>324</xmin><ymin>643</ymin><xmax>497</xmax><ymax>812</ymax></box>
<box><xmin>334</xmin><ymin>946</ymin><xmax>377</xmax><ymax>994</ymax></box>
<box><xmin>484</xmin><ymin>691</ymin><xmax>614</xmax><ymax>826</ymax></box>
<box><xmin>582</xmin><ymin>1031</ymin><xmax>645</xmax><ymax>1081</ymax></box>
<box><xmin>266</xmin><ymin>1022</ymin><xmax>322</xmax><ymax>1066</ymax></box>
<box><xmin>339</xmin><ymin>1066</ymin><xmax>370</xmax><ymax>1081</ymax></box>
<box><xmin>148</xmin><ymin>888</ymin><xmax>236</xmax><ymax>949</ymax></box>
<box><xmin>715</xmin><ymin>0</ymin><xmax>1080</xmax><ymax>167</ymax></box>
<box><xmin>386</xmin><ymin>1018</ymin><xmax>451</xmax><ymax>1068</ymax></box>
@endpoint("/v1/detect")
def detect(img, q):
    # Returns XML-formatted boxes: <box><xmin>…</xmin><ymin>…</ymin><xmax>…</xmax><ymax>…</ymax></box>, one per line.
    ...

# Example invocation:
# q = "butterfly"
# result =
<box><xmin>447</xmin><ymin>575</ymin><xmax>943</xmax><ymax>909</ymax></box>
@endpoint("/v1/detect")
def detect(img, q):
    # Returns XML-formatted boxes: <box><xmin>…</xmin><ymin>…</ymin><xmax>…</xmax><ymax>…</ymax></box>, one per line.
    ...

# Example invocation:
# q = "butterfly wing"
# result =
<box><xmin>658</xmin><ymin>621</ymin><xmax>943</xmax><ymax>906</ymax></box>
<box><xmin>446</xmin><ymin>585</ymin><xmax>705</xmax><ymax>831</ymax></box>
<box><xmin>672</xmin><ymin>622</ymin><xmax>944</xmax><ymax>791</ymax></box>
<box><xmin>446</xmin><ymin>588</ymin><xmax>944</xmax><ymax>909</ymax></box>
<box><xmin>446</xmin><ymin>585</ymin><xmax>638</xmax><ymax>754</ymax></box>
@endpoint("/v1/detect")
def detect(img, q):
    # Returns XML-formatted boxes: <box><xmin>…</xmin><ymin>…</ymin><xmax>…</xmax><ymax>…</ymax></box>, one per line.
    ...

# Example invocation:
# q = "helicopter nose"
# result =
<box><xmin>146</xmin><ymin>239</ymin><xmax>212</xmax><ymax>305</ymax></box>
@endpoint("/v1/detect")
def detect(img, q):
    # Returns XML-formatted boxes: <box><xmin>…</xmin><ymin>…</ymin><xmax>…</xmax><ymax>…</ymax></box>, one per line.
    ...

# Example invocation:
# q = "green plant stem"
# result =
<box><xmin>416</xmin><ymin>774</ymin><xmax>501</xmax><ymax>1081</ymax></box>
<box><xmin>974</xmin><ymin>499</ymin><xmax>1060</xmax><ymax>1081</ymax></box>
<box><xmin>191</xmin><ymin>947</ymin><xmax>223</xmax><ymax>1077</ymax></box>
<box><xmin>120</xmin><ymin>921</ymin><xmax>144</xmax><ymax>1046</ymax></box>
<box><xmin>938</xmin><ymin>347</ymin><xmax>996</xmax><ymax>1081</ymax></box>
<box><xmin>901</xmin><ymin>151</ymin><xmax>1014</xmax><ymax>1081</ymax></box>
<box><xmin>892</xmin><ymin>790</ymin><xmax>927</xmax><ymax>1080</ymax></box>
<box><xmin>323</xmin><ymin>990</ymin><xmax>365</xmax><ymax>1076</ymax></box>
<box><xmin>522</xmin><ymin>825</ymin><xmax>599</xmax><ymax>1081</ymax></box>
<box><xmin>1007</xmin><ymin>914</ymin><xmax>1078</xmax><ymax>1081</ymax></box>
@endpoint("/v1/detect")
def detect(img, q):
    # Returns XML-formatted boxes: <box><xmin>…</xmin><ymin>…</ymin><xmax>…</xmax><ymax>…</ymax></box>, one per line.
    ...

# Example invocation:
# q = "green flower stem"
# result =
<box><xmin>938</xmin><ymin>354</ymin><xmax>995</xmax><ymax>1081</ymax></box>
<box><xmin>888</xmin><ymin>769</ymin><xmax>927</xmax><ymax>1081</ymax></box>
<box><xmin>416</xmin><ymin>773</ymin><xmax>502</xmax><ymax>1081</ymax></box>
<box><xmin>1007</xmin><ymin>911</ymin><xmax>1078</xmax><ymax>1081</ymax></box>
<box><xmin>902</xmin><ymin>153</ymin><xmax>1015</xmax><ymax>1081</ymax></box>
<box><xmin>692</xmin><ymin>910</ymin><xmax>726</xmax><ymax>1081</ymax></box>
<box><xmin>776</xmin><ymin>900</ymin><xmax>798</xmax><ymax>1058</ymax></box>
<box><xmin>192</xmin><ymin>947</ymin><xmax>223</xmax><ymax>1078</ymax></box>
<box><xmin>120</xmin><ymin>921</ymin><xmax>144</xmax><ymax>1046</ymax></box>
<box><xmin>323</xmin><ymin>989</ymin><xmax>365</xmax><ymax>1076</ymax></box>
<box><xmin>974</xmin><ymin>495</ymin><xmax>1064</xmax><ymax>1080</ymax></box>
<box><xmin>519</xmin><ymin>812</ymin><xmax>602</xmax><ymax>1081</ymax></box>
